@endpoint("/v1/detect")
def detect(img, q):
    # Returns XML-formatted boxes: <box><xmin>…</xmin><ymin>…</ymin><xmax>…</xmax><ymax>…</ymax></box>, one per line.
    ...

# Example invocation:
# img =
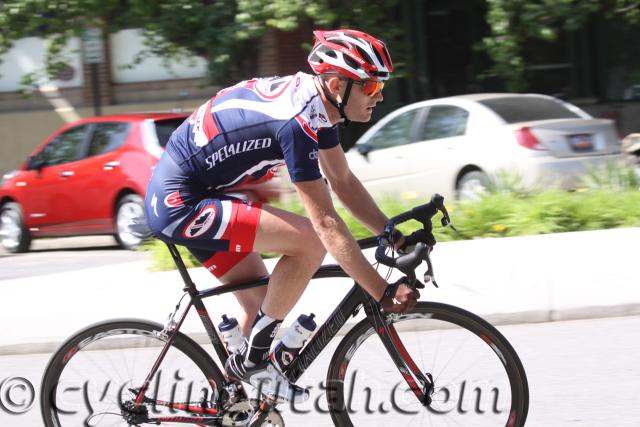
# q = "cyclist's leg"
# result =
<box><xmin>217</xmin><ymin>253</ymin><xmax>269</xmax><ymax>336</ymax></box>
<box><xmin>188</xmin><ymin>203</ymin><xmax>325</xmax><ymax>326</ymax></box>
<box><xmin>251</xmin><ymin>204</ymin><xmax>326</xmax><ymax>319</ymax></box>
<box><xmin>146</xmin><ymin>155</ymin><xmax>324</xmax><ymax>323</ymax></box>
<box><xmin>146</xmin><ymin>177</ymin><xmax>322</xmax><ymax>400</ymax></box>
<box><xmin>184</xmin><ymin>246</ymin><xmax>267</xmax><ymax>335</ymax></box>
<box><xmin>222</xmin><ymin>204</ymin><xmax>324</xmax><ymax>402</ymax></box>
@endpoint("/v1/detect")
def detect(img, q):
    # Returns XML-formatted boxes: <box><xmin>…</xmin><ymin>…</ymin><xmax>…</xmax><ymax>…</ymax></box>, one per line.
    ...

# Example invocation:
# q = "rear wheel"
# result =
<box><xmin>326</xmin><ymin>302</ymin><xmax>529</xmax><ymax>426</ymax></box>
<box><xmin>0</xmin><ymin>201</ymin><xmax>31</xmax><ymax>253</ymax></box>
<box><xmin>114</xmin><ymin>194</ymin><xmax>145</xmax><ymax>250</ymax></box>
<box><xmin>40</xmin><ymin>319</ymin><xmax>226</xmax><ymax>426</ymax></box>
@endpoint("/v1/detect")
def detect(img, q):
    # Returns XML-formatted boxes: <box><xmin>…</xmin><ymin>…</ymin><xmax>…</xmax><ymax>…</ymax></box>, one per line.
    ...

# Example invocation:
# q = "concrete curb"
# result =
<box><xmin>3</xmin><ymin>304</ymin><xmax>640</xmax><ymax>357</ymax></box>
<box><xmin>1</xmin><ymin>227</ymin><xmax>639</xmax><ymax>355</ymax></box>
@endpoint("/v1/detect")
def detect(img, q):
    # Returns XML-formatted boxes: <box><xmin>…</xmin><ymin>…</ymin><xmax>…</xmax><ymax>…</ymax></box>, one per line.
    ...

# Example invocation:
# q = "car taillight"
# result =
<box><xmin>514</xmin><ymin>127</ymin><xmax>546</xmax><ymax>150</ymax></box>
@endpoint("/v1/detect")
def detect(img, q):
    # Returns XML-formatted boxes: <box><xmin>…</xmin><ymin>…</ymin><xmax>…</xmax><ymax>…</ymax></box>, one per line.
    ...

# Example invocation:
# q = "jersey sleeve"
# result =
<box><xmin>277</xmin><ymin>120</ymin><xmax>322</xmax><ymax>183</ymax></box>
<box><xmin>318</xmin><ymin>126</ymin><xmax>340</xmax><ymax>150</ymax></box>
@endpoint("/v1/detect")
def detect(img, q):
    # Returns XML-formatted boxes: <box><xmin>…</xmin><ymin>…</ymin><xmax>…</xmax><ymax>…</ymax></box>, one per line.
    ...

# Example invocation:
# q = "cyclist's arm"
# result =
<box><xmin>319</xmin><ymin>145</ymin><xmax>388</xmax><ymax>234</ymax></box>
<box><xmin>294</xmin><ymin>178</ymin><xmax>388</xmax><ymax>301</ymax></box>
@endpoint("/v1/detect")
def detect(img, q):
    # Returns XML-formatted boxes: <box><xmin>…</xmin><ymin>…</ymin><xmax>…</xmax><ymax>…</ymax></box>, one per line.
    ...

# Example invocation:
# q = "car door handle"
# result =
<box><xmin>59</xmin><ymin>171</ymin><xmax>75</xmax><ymax>177</ymax></box>
<box><xmin>104</xmin><ymin>161</ymin><xmax>120</xmax><ymax>170</ymax></box>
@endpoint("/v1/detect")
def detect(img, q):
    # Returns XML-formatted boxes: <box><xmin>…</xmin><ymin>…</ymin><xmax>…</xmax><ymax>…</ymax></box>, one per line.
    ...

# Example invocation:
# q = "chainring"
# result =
<box><xmin>221</xmin><ymin>399</ymin><xmax>284</xmax><ymax>427</ymax></box>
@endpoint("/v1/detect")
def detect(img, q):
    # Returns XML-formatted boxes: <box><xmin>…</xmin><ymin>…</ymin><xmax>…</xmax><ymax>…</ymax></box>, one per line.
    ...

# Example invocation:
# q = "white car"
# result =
<box><xmin>346</xmin><ymin>93</ymin><xmax>623</xmax><ymax>201</ymax></box>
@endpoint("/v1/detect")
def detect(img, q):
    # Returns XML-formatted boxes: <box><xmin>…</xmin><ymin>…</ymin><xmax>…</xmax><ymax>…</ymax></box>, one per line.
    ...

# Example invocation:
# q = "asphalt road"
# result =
<box><xmin>0</xmin><ymin>236</ymin><xmax>147</xmax><ymax>281</ymax></box>
<box><xmin>1</xmin><ymin>316</ymin><xmax>638</xmax><ymax>426</ymax></box>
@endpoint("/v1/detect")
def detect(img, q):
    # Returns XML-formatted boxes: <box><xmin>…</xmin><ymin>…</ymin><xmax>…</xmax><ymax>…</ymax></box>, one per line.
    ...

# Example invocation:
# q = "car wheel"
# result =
<box><xmin>457</xmin><ymin>170</ymin><xmax>490</xmax><ymax>201</ymax></box>
<box><xmin>0</xmin><ymin>202</ymin><xmax>32</xmax><ymax>253</ymax></box>
<box><xmin>114</xmin><ymin>194</ymin><xmax>145</xmax><ymax>250</ymax></box>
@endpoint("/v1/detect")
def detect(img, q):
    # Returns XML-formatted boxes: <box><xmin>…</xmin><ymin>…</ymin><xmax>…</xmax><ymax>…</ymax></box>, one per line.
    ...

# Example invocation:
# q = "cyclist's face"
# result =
<box><xmin>340</xmin><ymin>79</ymin><xmax>384</xmax><ymax>123</ymax></box>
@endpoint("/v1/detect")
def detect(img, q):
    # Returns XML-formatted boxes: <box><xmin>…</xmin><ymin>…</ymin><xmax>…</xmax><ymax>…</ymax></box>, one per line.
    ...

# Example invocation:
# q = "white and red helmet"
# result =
<box><xmin>308</xmin><ymin>29</ymin><xmax>393</xmax><ymax>81</ymax></box>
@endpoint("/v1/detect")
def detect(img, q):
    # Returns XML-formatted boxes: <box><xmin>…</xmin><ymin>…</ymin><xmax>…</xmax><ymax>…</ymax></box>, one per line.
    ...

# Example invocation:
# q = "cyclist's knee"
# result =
<box><xmin>291</xmin><ymin>223</ymin><xmax>325</xmax><ymax>262</ymax></box>
<box><xmin>307</xmin><ymin>234</ymin><xmax>326</xmax><ymax>264</ymax></box>
<box><xmin>305</xmin><ymin>230</ymin><xmax>326</xmax><ymax>264</ymax></box>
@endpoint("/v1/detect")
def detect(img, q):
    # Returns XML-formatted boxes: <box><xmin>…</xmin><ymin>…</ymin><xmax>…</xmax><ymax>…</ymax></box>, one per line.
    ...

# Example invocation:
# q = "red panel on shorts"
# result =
<box><xmin>228</xmin><ymin>201</ymin><xmax>262</xmax><ymax>253</ymax></box>
<box><xmin>200</xmin><ymin>199</ymin><xmax>262</xmax><ymax>278</ymax></box>
<box><xmin>202</xmin><ymin>252</ymin><xmax>251</xmax><ymax>278</ymax></box>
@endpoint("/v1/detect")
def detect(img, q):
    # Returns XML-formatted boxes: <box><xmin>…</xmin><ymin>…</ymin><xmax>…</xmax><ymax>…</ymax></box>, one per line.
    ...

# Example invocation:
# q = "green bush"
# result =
<box><xmin>142</xmin><ymin>160</ymin><xmax>639</xmax><ymax>270</ymax></box>
<box><xmin>142</xmin><ymin>187</ymin><xmax>640</xmax><ymax>271</ymax></box>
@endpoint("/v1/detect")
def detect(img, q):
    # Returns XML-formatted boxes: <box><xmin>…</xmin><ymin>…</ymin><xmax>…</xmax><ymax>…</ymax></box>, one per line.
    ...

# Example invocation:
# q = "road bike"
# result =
<box><xmin>40</xmin><ymin>194</ymin><xmax>529</xmax><ymax>426</ymax></box>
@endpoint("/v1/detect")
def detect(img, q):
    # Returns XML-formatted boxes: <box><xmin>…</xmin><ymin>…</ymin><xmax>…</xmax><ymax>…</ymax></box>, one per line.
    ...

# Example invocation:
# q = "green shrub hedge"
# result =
<box><xmin>143</xmin><ymin>187</ymin><xmax>640</xmax><ymax>271</ymax></box>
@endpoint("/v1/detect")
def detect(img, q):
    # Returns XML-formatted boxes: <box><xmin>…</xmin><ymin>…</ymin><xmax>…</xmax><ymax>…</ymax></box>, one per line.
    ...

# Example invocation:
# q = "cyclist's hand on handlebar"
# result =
<box><xmin>380</xmin><ymin>278</ymin><xmax>420</xmax><ymax>314</ymax></box>
<box><xmin>399</xmin><ymin>229</ymin><xmax>436</xmax><ymax>254</ymax></box>
<box><xmin>390</xmin><ymin>228</ymin><xmax>405</xmax><ymax>251</ymax></box>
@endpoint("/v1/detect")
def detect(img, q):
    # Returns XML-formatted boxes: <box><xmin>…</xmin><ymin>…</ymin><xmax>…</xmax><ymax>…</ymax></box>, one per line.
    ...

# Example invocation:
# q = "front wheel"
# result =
<box><xmin>326</xmin><ymin>302</ymin><xmax>529</xmax><ymax>426</ymax></box>
<box><xmin>0</xmin><ymin>201</ymin><xmax>31</xmax><ymax>253</ymax></box>
<box><xmin>40</xmin><ymin>319</ymin><xmax>226</xmax><ymax>426</ymax></box>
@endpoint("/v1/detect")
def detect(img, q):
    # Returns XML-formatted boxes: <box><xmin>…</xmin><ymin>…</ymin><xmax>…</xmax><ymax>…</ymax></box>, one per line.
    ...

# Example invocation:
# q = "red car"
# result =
<box><xmin>0</xmin><ymin>112</ymin><xmax>188</xmax><ymax>253</ymax></box>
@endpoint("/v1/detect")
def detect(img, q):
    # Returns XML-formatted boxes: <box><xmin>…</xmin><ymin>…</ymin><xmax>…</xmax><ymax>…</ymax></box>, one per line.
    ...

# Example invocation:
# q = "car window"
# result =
<box><xmin>419</xmin><ymin>105</ymin><xmax>469</xmax><ymax>141</ymax></box>
<box><xmin>155</xmin><ymin>118</ymin><xmax>185</xmax><ymax>148</ymax></box>
<box><xmin>41</xmin><ymin>125</ymin><xmax>88</xmax><ymax>166</ymax></box>
<box><xmin>478</xmin><ymin>96</ymin><xmax>581</xmax><ymax>123</ymax></box>
<box><xmin>88</xmin><ymin>122</ymin><xmax>131</xmax><ymax>156</ymax></box>
<box><xmin>368</xmin><ymin>109</ymin><xmax>419</xmax><ymax>150</ymax></box>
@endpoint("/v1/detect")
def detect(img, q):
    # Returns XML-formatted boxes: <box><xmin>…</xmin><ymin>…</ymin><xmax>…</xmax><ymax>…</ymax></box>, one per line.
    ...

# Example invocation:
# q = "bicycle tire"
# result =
<box><xmin>40</xmin><ymin>319</ymin><xmax>226</xmax><ymax>426</ymax></box>
<box><xmin>326</xmin><ymin>302</ymin><xmax>529</xmax><ymax>426</ymax></box>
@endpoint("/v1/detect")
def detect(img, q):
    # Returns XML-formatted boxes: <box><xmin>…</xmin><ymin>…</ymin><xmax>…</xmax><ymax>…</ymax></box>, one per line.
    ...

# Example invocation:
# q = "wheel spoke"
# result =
<box><xmin>326</xmin><ymin>302</ymin><xmax>528</xmax><ymax>426</ymax></box>
<box><xmin>41</xmin><ymin>321</ymin><xmax>223</xmax><ymax>426</ymax></box>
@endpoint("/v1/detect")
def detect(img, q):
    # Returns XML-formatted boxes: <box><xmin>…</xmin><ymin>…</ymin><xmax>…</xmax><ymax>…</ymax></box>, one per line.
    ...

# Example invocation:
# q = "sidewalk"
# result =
<box><xmin>1</xmin><ymin>227</ymin><xmax>639</xmax><ymax>355</ymax></box>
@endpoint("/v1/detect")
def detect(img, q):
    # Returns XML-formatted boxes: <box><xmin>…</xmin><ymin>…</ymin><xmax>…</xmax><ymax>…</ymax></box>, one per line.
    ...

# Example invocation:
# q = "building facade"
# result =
<box><xmin>1</xmin><ymin>4</ymin><xmax>639</xmax><ymax>173</ymax></box>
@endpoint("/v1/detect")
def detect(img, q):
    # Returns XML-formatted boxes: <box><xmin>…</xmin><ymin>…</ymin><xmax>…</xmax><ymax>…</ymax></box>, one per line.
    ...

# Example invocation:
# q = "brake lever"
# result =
<box><xmin>423</xmin><ymin>251</ymin><xmax>439</xmax><ymax>288</ymax></box>
<box><xmin>438</xmin><ymin>204</ymin><xmax>457</xmax><ymax>232</ymax></box>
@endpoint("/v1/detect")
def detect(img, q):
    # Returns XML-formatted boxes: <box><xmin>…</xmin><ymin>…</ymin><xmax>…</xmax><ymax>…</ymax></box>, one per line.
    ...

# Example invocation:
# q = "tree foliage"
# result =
<box><xmin>2</xmin><ymin>1</ymin><xmax>639</xmax><ymax>92</ymax></box>
<box><xmin>0</xmin><ymin>0</ymin><xmax>405</xmax><ymax>88</ymax></box>
<box><xmin>482</xmin><ymin>0</ymin><xmax>640</xmax><ymax>91</ymax></box>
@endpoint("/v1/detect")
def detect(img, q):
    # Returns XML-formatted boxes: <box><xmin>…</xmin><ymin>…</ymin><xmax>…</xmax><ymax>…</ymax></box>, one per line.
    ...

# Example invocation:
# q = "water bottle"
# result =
<box><xmin>218</xmin><ymin>314</ymin><xmax>244</xmax><ymax>354</ymax></box>
<box><xmin>272</xmin><ymin>313</ymin><xmax>317</xmax><ymax>372</ymax></box>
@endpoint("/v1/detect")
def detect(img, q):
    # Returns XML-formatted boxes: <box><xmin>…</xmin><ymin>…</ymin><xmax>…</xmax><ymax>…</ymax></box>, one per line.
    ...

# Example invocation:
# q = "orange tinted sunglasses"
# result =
<box><xmin>354</xmin><ymin>79</ymin><xmax>385</xmax><ymax>97</ymax></box>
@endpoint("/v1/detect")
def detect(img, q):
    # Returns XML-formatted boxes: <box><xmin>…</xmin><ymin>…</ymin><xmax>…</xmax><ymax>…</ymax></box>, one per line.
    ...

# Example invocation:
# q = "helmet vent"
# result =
<box><xmin>380</xmin><ymin>42</ymin><xmax>392</xmax><ymax>67</ymax></box>
<box><xmin>355</xmin><ymin>45</ymin><xmax>375</xmax><ymax>66</ymax></box>
<box><xmin>325</xmin><ymin>50</ymin><xmax>338</xmax><ymax>59</ymax></box>
<box><xmin>331</xmin><ymin>40</ymin><xmax>349</xmax><ymax>49</ymax></box>
<box><xmin>342</xmin><ymin>55</ymin><xmax>361</xmax><ymax>71</ymax></box>
<box><xmin>371</xmin><ymin>46</ymin><xmax>384</xmax><ymax>68</ymax></box>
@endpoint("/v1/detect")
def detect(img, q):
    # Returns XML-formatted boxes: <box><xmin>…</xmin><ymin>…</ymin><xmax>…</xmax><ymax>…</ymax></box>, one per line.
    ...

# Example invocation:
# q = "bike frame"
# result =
<box><xmin>132</xmin><ymin>237</ymin><xmax>432</xmax><ymax>424</ymax></box>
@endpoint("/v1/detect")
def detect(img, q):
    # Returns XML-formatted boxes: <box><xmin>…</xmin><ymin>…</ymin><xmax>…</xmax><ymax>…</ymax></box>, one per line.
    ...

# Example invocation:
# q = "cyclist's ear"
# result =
<box><xmin>322</xmin><ymin>75</ymin><xmax>344</xmax><ymax>97</ymax></box>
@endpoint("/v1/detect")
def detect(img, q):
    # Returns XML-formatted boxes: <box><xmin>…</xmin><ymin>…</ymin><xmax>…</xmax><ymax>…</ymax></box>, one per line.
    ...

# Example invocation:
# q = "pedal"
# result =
<box><xmin>221</xmin><ymin>399</ymin><xmax>284</xmax><ymax>427</ymax></box>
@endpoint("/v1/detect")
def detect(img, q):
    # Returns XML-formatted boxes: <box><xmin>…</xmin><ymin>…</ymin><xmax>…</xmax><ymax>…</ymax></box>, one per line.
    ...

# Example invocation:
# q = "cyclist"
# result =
<box><xmin>144</xmin><ymin>29</ymin><xmax>420</xmax><ymax>403</ymax></box>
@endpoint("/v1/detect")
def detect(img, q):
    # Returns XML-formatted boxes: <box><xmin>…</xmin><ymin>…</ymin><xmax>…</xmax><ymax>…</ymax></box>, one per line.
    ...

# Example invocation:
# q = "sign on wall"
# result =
<box><xmin>81</xmin><ymin>28</ymin><xmax>104</xmax><ymax>64</ymax></box>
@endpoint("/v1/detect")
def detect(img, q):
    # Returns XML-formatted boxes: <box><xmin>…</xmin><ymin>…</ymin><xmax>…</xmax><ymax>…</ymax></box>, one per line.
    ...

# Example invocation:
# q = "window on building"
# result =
<box><xmin>523</xmin><ymin>32</ymin><xmax>572</xmax><ymax>98</ymax></box>
<box><xmin>603</xmin><ymin>17</ymin><xmax>640</xmax><ymax>101</ymax></box>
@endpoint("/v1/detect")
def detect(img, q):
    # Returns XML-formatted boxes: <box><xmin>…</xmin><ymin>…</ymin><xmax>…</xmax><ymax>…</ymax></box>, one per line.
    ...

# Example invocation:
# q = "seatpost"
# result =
<box><xmin>165</xmin><ymin>243</ymin><xmax>198</xmax><ymax>293</ymax></box>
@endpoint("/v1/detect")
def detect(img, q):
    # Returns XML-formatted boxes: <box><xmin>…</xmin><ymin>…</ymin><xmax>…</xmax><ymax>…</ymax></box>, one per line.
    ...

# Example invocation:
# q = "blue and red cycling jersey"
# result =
<box><xmin>145</xmin><ymin>72</ymin><xmax>339</xmax><ymax>278</ymax></box>
<box><xmin>165</xmin><ymin>72</ymin><xmax>339</xmax><ymax>190</ymax></box>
